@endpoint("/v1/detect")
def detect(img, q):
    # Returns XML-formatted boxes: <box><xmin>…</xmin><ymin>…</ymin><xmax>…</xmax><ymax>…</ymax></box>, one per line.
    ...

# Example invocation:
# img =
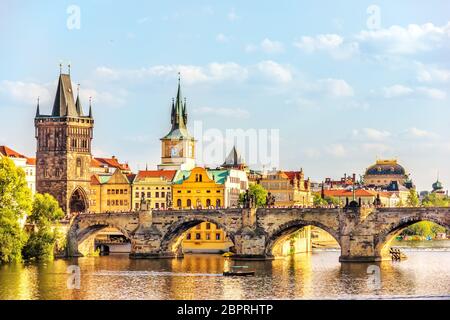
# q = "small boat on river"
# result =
<box><xmin>223</xmin><ymin>266</ymin><xmax>255</xmax><ymax>277</ymax></box>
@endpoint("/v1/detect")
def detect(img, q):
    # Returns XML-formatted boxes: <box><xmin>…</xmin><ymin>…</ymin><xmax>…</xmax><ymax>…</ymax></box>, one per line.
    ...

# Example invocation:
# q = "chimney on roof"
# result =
<box><xmin>112</xmin><ymin>155</ymin><xmax>116</xmax><ymax>160</ymax></box>
<box><xmin>353</xmin><ymin>173</ymin><xmax>356</xmax><ymax>183</ymax></box>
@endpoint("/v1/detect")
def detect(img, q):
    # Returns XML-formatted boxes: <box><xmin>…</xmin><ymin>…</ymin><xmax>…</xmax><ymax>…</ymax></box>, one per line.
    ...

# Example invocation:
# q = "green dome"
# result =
<box><xmin>432</xmin><ymin>180</ymin><xmax>443</xmax><ymax>191</ymax></box>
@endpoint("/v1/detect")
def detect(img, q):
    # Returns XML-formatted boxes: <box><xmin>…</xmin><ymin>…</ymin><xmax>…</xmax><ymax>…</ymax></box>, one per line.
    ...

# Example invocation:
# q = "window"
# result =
<box><xmin>177</xmin><ymin>199</ymin><xmax>182</xmax><ymax>207</ymax></box>
<box><xmin>107</xmin><ymin>200</ymin><xmax>110</xmax><ymax>206</ymax></box>
<box><xmin>124</xmin><ymin>189</ymin><xmax>128</xmax><ymax>194</ymax></box>
<box><xmin>206</xmin><ymin>199</ymin><xmax>211</xmax><ymax>207</ymax></box>
<box><xmin>216</xmin><ymin>233</ymin><xmax>221</xmax><ymax>240</ymax></box>
<box><xmin>216</xmin><ymin>190</ymin><xmax>221</xmax><ymax>193</ymax></box>
<box><xmin>206</xmin><ymin>223</ymin><xmax>211</xmax><ymax>230</ymax></box>
<box><xmin>207</xmin><ymin>190</ymin><xmax>211</xmax><ymax>193</ymax></box>
<box><xmin>156</xmin><ymin>192</ymin><xmax>159</xmax><ymax>198</ymax></box>
<box><xmin>195</xmin><ymin>233</ymin><xmax>201</xmax><ymax>240</ymax></box>
<box><xmin>147</xmin><ymin>192</ymin><xmax>151</xmax><ymax>198</ymax></box>
<box><xmin>199</xmin><ymin>174</ymin><xmax>203</xmax><ymax>182</ymax></box>
<box><xmin>206</xmin><ymin>233</ymin><xmax>210</xmax><ymax>240</ymax></box>
<box><xmin>187</xmin><ymin>190</ymin><xmax>191</xmax><ymax>193</ymax></box>
<box><xmin>120</xmin><ymin>189</ymin><xmax>124</xmax><ymax>194</ymax></box>
<box><xmin>108</xmin><ymin>189</ymin><xmax>111</xmax><ymax>195</ymax></box>
<box><xmin>177</xmin><ymin>190</ymin><xmax>181</xmax><ymax>193</ymax></box>
<box><xmin>135</xmin><ymin>192</ymin><xmax>139</xmax><ymax>198</ymax></box>
<box><xmin>155</xmin><ymin>203</ymin><xmax>159</xmax><ymax>209</ymax></box>
<box><xmin>216</xmin><ymin>199</ymin><xmax>221</xmax><ymax>207</ymax></box>
<box><xmin>186</xmin><ymin>233</ymin><xmax>191</xmax><ymax>240</ymax></box>
<box><xmin>161</xmin><ymin>192</ymin><xmax>165</xmax><ymax>198</ymax></box>
<box><xmin>120</xmin><ymin>200</ymin><xmax>123</xmax><ymax>206</ymax></box>
<box><xmin>161</xmin><ymin>203</ymin><xmax>165</xmax><ymax>209</ymax></box>
<box><xmin>187</xmin><ymin>199</ymin><xmax>192</xmax><ymax>207</ymax></box>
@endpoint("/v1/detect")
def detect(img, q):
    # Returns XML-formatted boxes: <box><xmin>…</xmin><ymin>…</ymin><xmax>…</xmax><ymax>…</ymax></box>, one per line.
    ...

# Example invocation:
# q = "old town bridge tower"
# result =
<box><xmin>35</xmin><ymin>67</ymin><xmax>94</xmax><ymax>214</ymax></box>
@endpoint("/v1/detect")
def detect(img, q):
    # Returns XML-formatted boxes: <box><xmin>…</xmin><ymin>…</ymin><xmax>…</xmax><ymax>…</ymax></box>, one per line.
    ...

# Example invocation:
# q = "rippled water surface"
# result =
<box><xmin>1</xmin><ymin>242</ymin><xmax>450</xmax><ymax>300</ymax></box>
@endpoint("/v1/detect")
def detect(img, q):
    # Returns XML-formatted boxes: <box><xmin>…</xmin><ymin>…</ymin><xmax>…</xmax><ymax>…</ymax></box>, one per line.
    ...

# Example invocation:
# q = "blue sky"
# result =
<box><xmin>1</xmin><ymin>0</ymin><xmax>450</xmax><ymax>191</ymax></box>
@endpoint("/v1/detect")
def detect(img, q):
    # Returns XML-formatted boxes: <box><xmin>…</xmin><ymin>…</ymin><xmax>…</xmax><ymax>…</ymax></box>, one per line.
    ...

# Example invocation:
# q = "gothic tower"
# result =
<box><xmin>158</xmin><ymin>76</ymin><xmax>196</xmax><ymax>171</ymax></box>
<box><xmin>35</xmin><ymin>68</ymin><xmax>94</xmax><ymax>214</ymax></box>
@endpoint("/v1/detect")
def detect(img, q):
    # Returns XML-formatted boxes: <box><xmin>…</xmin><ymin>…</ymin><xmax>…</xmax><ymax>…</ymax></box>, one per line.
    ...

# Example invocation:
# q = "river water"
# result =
<box><xmin>1</xmin><ymin>241</ymin><xmax>449</xmax><ymax>300</ymax></box>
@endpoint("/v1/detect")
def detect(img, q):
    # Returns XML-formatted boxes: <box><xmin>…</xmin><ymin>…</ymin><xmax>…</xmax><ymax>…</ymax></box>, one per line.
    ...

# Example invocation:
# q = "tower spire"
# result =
<box><xmin>88</xmin><ymin>96</ymin><xmax>93</xmax><ymax>118</ymax></box>
<box><xmin>75</xmin><ymin>83</ymin><xmax>83</xmax><ymax>116</ymax></box>
<box><xmin>35</xmin><ymin>96</ymin><xmax>40</xmax><ymax>117</ymax></box>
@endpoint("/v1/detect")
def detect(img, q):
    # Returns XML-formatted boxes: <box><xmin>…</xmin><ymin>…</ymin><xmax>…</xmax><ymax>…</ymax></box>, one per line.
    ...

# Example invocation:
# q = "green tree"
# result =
<box><xmin>401</xmin><ymin>221</ymin><xmax>446</xmax><ymax>238</ymax></box>
<box><xmin>0</xmin><ymin>157</ymin><xmax>31</xmax><ymax>263</ymax></box>
<box><xmin>313</xmin><ymin>194</ymin><xmax>328</xmax><ymax>207</ymax></box>
<box><xmin>239</xmin><ymin>184</ymin><xmax>268</xmax><ymax>207</ymax></box>
<box><xmin>422</xmin><ymin>193</ymin><xmax>450</xmax><ymax>207</ymax></box>
<box><xmin>22</xmin><ymin>193</ymin><xmax>64</xmax><ymax>261</ymax></box>
<box><xmin>406</xmin><ymin>189</ymin><xmax>420</xmax><ymax>207</ymax></box>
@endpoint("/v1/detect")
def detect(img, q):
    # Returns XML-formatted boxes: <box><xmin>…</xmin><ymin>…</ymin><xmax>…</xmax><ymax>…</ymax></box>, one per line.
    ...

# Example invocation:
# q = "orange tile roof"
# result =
<box><xmin>136</xmin><ymin>170</ymin><xmax>177</xmax><ymax>181</ymax></box>
<box><xmin>91</xmin><ymin>157</ymin><xmax>130</xmax><ymax>171</ymax></box>
<box><xmin>90</xmin><ymin>174</ymin><xmax>101</xmax><ymax>185</ymax></box>
<box><xmin>0</xmin><ymin>145</ymin><xmax>27</xmax><ymax>159</ymax></box>
<box><xmin>0</xmin><ymin>146</ymin><xmax>35</xmax><ymax>166</ymax></box>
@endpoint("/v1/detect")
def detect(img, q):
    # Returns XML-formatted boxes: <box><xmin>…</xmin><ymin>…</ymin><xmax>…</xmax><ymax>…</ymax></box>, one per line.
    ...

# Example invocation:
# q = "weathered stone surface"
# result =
<box><xmin>66</xmin><ymin>207</ymin><xmax>450</xmax><ymax>262</ymax></box>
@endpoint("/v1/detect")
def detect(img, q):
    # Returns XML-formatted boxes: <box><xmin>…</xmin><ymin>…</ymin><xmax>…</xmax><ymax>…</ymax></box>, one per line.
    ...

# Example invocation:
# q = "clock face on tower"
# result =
<box><xmin>171</xmin><ymin>146</ymin><xmax>179</xmax><ymax>157</ymax></box>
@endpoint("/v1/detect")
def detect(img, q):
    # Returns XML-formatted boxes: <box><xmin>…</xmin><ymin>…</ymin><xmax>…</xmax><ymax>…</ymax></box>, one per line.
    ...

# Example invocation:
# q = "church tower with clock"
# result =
<box><xmin>35</xmin><ymin>66</ymin><xmax>94</xmax><ymax>214</ymax></box>
<box><xmin>158</xmin><ymin>76</ymin><xmax>196</xmax><ymax>171</ymax></box>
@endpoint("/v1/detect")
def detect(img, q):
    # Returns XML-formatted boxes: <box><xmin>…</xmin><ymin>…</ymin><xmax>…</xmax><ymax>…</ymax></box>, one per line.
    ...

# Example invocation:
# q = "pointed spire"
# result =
<box><xmin>52</xmin><ymin>71</ymin><xmax>77</xmax><ymax>117</ymax></box>
<box><xmin>35</xmin><ymin>97</ymin><xmax>40</xmax><ymax>117</ymax></box>
<box><xmin>145</xmin><ymin>163</ymin><xmax>148</xmax><ymax>171</ymax></box>
<box><xmin>88</xmin><ymin>96</ymin><xmax>93</xmax><ymax>118</ymax></box>
<box><xmin>75</xmin><ymin>83</ymin><xmax>84</xmax><ymax>116</ymax></box>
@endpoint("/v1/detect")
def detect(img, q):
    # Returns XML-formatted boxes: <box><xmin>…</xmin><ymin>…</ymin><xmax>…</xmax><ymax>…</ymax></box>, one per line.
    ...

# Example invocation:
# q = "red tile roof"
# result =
<box><xmin>0</xmin><ymin>146</ymin><xmax>35</xmax><ymax>166</ymax></box>
<box><xmin>0</xmin><ymin>145</ymin><xmax>27</xmax><ymax>159</ymax></box>
<box><xmin>91</xmin><ymin>156</ymin><xmax>130</xmax><ymax>171</ymax></box>
<box><xmin>136</xmin><ymin>170</ymin><xmax>177</xmax><ymax>181</ymax></box>
<box><xmin>90</xmin><ymin>175</ymin><xmax>101</xmax><ymax>185</ymax></box>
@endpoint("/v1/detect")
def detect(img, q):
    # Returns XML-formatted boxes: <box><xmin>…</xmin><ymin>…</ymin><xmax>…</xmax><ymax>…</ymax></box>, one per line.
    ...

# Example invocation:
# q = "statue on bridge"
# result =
<box><xmin>242</xmin><ymin>190</ymin><xmax>257</xmax><ymax>209</ymax></box>
<box><xmin>266</xmin><ymin>192</ymin><xmax>276</xmax><ymax>207</ymax></box>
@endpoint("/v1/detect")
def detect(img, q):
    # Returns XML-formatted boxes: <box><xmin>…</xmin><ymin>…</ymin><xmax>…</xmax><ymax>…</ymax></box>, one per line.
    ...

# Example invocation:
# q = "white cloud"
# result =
<box><xmin>382</xmin><ymin>84</ymin><xmax>413</xmax><ymax>98</ymax></box>
<box><xmin>325</xmin><ymin>144</ymin><xmax>346</xmax><ymax>157</ymax></box>
<box><xmin>293</xmin><ymin>34</ymin><xmax>359</xmax><ymax>60</ymax></box>
<box><xmin>416</xmin><ymin>63</ymin><xmax>450</xmax><ymax>83</ymax></box>
<box><xmin>95</xmin><ymin>63</ymin><xmax>249</xmax><ymax>85</ymax></box>
<box><xmin>361</xmin><ymin>143</ymin><xmax>392</xmax><ymax>154</ymax></box>
<box><xmin>352</xmin><ymin>128</ymin><xmax>391</xmax><ymax>141</ymax></box>
<box><xmin>94</xmin><ymin>66</ymin><xmax>120</xmax><ymax>80</ymax></box>
<box><xmin>417</xmin><ymin>87</ymin><xmax>447</xmax><ymax>100</ymax></box>
<box><xmin>318</xmin><ymin>78</ymin><xmax>354</xmax><ymax>97</ymax></box>
<box><xmin>216</xmin><ymin>33</ymin><xmax>230</xmax><ymax>43</ymax></box>
<box><xmin>406</xmin><ymin>127</ymin><xmax>439</xmax><ymax>139</ymax></box>
<box><xmin>245</xmin><ymin>38</ymin><xmax>285</xmax><ymax>54</ymax></box>
<box><xmin>260</xmin><ymin>38</ymin><xmax>284</xmax><ymax>54</ymax></box>
<box><xmin>257</xmin><ymin>60</ymin><xmax>292</xmax><ymax>83</ymax></box>
<box><xmin>79</xmin><ymin>87</ymin><xmax>128</xmax><ymax>108</ymax></box>
<box><xmin>228</xmin><ymin>9</ymin><xmax>239</xmax><ymax>21</ymax></box>
<box><xmin>0</xmin><ymin>80</ymin><xmax>52</xmax><ymax>105</ymax></box>
<box><xmin>193</xmin><ymin>106</ymin><xmax>250</xmax><ymax>119</ymax></box>
<box><xmin>356</xmin><ymin>22</ymin><xmax>450</xmax><ymax>54</ymax></box>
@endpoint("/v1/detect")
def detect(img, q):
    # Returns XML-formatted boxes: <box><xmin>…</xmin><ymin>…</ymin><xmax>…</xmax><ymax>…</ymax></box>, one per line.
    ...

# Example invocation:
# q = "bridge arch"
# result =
<box><xmin>265</xmin><ymin>219</ymin><xmax>341</xmax><ymax>257</ymax></box>
<box><xmin>375</xmin><ymin>214</ymin><xmax>450</xmax><ymax>259</ymax></box>
<box><xmin>68</xmin><ymin>217</ymin><xmax>133</xmax><ymax>257</ymax></box>
<box><xmin>160</xmin><ymin>216</ymin><xmax>235</xmax><ymax>257</ymax></box>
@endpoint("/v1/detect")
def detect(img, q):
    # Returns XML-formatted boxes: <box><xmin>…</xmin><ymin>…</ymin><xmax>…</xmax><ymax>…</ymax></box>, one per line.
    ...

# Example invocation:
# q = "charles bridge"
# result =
<box><xmin>66</xmin><ymin>206</ymin><xmax>450</xmax><ymax>262</ymax></box>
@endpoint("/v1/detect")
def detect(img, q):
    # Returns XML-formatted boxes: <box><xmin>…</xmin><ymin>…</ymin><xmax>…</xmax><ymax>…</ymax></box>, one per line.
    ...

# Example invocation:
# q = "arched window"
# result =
<box><xmin>177</xmin><ymin>199</ymin><xmax>182</xmax><ymax>208</ymax></box>
<box><xmin>216</xmin><ymin>199</ymin><xmax>221</xmax><ymax>208</ymax></box>
<box><xmin>206</xmin><ymin>199</ymin><xmax>211</xmax><ymax>207</ymax></box>
<box><xmin>199</xmin><ymin>174</ymin><xmax>203</xmax><ymax>182</ymax></box>
<box><xmin>187</xmin><ymin>199</ymin><xmax>192</xmax><ymax>208</ymax></box>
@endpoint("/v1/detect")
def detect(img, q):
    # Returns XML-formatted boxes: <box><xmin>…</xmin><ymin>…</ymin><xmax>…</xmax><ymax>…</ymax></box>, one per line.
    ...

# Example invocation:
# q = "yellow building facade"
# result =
<box><xmin>182</xmin><ymin>222</ymin><xmax>233</xmax><ymax>253</ymax></box>
<box><xmin>131</xmin><ymin>170</ymin><xmax>176</xmax><ymax>210</ymax></box>
<box><xmin>259</xmin><ymin>170</ymin><xmax>313</xmax><ymax>207</ymax></box>
<box><xmin>89</xmin><ymin>169</ymin><xmax>132</xmax><ymax>213</ymax></box>
<box><xmin>172</xmin><ymin>167</ymin><xmax>225</xmax><ymax>209</ymax></box>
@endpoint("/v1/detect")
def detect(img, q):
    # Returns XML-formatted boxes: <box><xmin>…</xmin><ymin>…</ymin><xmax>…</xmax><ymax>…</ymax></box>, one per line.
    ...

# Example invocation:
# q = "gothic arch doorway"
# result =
<box><xmin>70</xmin><ymin>188</ymin><xmax>88</xmax><ymax>213</ymax></box>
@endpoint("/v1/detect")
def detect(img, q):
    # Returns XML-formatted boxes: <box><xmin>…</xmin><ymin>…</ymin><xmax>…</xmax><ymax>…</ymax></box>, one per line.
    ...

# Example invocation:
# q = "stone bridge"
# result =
<box><xmin>67</xmin><ymin>207</ymin><xmax>450</xmax><ymax>262</ymax></box>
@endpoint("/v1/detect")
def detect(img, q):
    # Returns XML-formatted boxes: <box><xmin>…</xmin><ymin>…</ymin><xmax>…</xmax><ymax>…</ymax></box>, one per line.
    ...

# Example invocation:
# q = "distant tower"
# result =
<box><xmin>35</xmin><ymin>67</ymin><xmax>94</xmax><ymax>214</ymax></box>
<box><xmin>158</xmin><ymin>75</ymin><xmax>196</xmax><ymax>170</ymax></box>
